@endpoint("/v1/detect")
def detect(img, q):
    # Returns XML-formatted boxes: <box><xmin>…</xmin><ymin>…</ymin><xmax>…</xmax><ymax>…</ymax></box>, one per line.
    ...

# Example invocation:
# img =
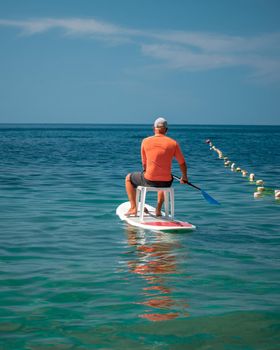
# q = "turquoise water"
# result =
<box><xmin>0</xmin><ymin>124</ymin><xmax>279</xmax><ymax>349</ymax></box>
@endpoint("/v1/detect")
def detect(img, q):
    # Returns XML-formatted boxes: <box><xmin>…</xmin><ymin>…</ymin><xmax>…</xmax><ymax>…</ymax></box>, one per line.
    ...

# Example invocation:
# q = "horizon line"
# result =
<box><xmin>0</xmin><ymin>122</ymin><xmax>279</xmax><ymax>127</ymax></box>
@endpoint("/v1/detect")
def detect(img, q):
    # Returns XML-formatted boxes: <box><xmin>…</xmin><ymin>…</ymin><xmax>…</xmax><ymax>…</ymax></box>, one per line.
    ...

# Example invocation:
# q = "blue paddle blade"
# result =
<box><xmin>201</xmin><ymin>190</ymin><xmax>220</xmax><ymax>205</ymax></box>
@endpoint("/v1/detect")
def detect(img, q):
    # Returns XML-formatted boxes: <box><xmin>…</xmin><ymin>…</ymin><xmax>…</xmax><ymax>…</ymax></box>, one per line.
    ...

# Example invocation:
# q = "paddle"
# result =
<box><xmin>173</xmin><ymin>175</ymin><xmax>220</xmax><ymax>205</ymax></box>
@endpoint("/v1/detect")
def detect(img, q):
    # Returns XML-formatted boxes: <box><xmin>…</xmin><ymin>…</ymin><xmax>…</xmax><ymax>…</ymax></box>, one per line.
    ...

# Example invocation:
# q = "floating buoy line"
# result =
<box><xmin>205</xmin><ymin>139</ymin><xmax>279</xmax><ymax>201</ymax></box>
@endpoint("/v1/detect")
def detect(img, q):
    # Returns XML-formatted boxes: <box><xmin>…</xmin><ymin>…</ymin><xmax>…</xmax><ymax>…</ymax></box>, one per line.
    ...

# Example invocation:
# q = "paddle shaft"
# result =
<box><xmin>172</xmin><ymin>174</ymin><xmax>201</xmax><ymax>191</ymax></box>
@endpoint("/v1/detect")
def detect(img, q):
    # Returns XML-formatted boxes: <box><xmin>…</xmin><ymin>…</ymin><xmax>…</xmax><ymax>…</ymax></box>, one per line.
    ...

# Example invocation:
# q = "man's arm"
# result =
<box><xmin>174</xmin><ymin>142</ymin><xmax>188</xmax><ymax>183</ymax></box>
<box><xmin>179</xmin><ymin>162</ymin><xmax>188</xmax><ymax>183</ymax></box>
<box><xmin>141</xmin><ymin>141</ymin><xmax>147</xmax><ymax>172</ymax></box>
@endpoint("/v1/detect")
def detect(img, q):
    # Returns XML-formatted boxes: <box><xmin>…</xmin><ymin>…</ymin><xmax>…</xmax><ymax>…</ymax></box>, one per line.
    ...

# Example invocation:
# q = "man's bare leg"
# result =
<box><xmin>125</xmin><ymin>174</ymin><xmax>137</xmax><ymax>216</ymax></box>
<box><xmin>156</xmin><ymin>191</ymin><xmax>164</xmax><ymax>216</ymax></box>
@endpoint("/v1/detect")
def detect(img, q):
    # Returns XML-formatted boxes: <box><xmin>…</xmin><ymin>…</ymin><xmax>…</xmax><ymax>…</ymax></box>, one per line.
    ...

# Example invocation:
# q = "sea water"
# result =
<box><xmin>0</xmin><ymin>124</ymin><xmax>279</xmax><ymax>349</ymax></box>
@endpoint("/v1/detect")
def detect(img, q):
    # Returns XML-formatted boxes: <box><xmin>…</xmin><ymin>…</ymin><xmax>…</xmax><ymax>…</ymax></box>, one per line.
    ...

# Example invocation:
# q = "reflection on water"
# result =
<box><xmin>125</xmin><ymin>225</ymin><xmax>190</xmax><ymax>321</ymax></box>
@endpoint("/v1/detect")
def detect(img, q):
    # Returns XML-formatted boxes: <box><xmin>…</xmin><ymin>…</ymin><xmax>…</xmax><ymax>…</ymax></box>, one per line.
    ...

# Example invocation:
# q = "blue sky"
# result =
<box><xmin>0</xmin><ymin>0</ymin><xmax>279</xmax><ymax>124</ymax></box>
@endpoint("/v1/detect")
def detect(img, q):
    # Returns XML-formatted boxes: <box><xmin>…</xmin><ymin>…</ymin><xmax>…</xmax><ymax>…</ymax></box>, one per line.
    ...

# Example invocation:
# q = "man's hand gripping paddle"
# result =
<box><xmin>173</xmin><ymin>175</ymin><xmax>220</xmax><ymax>205</ymax></box>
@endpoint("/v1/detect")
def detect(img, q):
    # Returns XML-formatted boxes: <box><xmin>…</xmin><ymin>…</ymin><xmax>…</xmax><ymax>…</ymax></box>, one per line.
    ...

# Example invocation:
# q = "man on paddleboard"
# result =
<box><xmin>125</xmin><ymin>117</ymin><xmax>188</xmax><ymax>216</ymax></box>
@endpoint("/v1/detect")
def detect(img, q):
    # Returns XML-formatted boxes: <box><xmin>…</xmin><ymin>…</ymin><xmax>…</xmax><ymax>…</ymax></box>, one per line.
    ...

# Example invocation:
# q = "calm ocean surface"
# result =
<box><xmin>0</xmin><ymin>124</ymin><xmax>279</xmax><ymax>349</ymax></box>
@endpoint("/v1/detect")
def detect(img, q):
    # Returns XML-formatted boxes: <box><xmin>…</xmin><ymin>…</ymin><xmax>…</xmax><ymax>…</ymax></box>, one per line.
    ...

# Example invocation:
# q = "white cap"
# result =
<box><xmin>154</xmin><ymin>117</ymin><xmax>168</xmax><ymax>128</ymax></box>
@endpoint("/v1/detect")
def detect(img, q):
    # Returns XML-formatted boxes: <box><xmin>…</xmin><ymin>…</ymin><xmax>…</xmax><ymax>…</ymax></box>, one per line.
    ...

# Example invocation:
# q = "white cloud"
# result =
<box><xmin>141</xmin><ymin>44</ymin><xmax>237</xmax><ymax>71</ymax></box>
<box><xmin>0</xmin><ymin>17</ymin><xmax>279</xmax><ymax>82</ymax></box>
<box><xmin>0</xmin><ymin>18</ymin><xmax>125</xmax><ymax>36</ymax></box>
<box><xmin>149</xmin><ymin>31</ymin><xmax>280</xmax><ymax>53</ymax></box>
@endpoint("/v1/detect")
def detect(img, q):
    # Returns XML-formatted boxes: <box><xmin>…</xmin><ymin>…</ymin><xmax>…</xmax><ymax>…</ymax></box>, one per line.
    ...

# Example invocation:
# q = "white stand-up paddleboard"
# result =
<box><xmin>116</xmin><ymin>201</ymin><xmax>196</xmax><ymax>233</ymax></box>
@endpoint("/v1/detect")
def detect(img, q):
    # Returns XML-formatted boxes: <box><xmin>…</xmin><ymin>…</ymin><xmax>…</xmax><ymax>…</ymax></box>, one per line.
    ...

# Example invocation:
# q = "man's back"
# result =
<box><xmin>141</xmin><ymin>134</ymin><xmax>185</xmax><ymax>181</ymax></box>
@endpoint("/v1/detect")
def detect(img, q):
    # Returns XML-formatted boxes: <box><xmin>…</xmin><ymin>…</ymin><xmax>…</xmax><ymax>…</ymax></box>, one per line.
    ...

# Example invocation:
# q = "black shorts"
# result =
<box><xmin>130</xmin><ymin>172</ymin><xmax>173</xmax><ymax>189</ymax></box>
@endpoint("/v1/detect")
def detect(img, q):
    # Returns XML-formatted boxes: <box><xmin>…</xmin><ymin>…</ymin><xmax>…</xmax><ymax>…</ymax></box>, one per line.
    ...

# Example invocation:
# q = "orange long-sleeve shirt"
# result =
<box><xmin>141</xmin><ymin>134</ymin><xmax>185</xmax><ymax>181</ymax></box>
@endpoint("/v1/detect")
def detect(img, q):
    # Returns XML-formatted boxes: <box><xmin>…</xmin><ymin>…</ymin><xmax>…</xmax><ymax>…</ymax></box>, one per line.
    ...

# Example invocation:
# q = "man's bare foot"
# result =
<box><xmin>125</xmin><ymin>207</ymin><xmax>149</xmax><ymax>217</ymax></box>
<box><xmin>155</xmin><ymin>210</ymin><xmax>162</xmax><ymax>217</ymax></box>
<box><xmin>125</xmin><ymin>208</ymin><xmax>137</xmax><ymax>217</ymax></box>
